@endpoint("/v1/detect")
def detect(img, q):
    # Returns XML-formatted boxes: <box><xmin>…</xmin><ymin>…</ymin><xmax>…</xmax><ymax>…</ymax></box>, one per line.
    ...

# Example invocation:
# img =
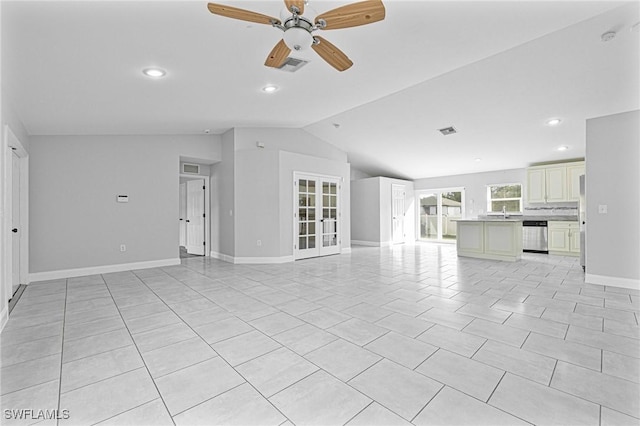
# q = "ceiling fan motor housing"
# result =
<box><xmin>280</xmin><ymin>12</ymin><xmax>315</xmax><ymax>51</ymax></box>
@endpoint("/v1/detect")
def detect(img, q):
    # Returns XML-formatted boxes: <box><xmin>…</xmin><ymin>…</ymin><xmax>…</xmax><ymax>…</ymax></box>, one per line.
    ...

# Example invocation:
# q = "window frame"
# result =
<box><xmin>486</xmin><ymin>183</ymin><xmax>523</xmax><ymax>215</ymax></box>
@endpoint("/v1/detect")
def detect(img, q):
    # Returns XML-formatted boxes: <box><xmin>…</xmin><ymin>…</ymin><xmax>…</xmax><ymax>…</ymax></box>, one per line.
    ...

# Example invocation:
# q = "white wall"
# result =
<box><xmin>351</xmin><ymin>177</ymin><xmax>414</xmax><ymax>245</ymax></box>
<box><xmin>29</xmin><ymin>134</ymin><xmax>220</xmax><ymax>278</ymax></box>
<box><xmin>586</xmin><ymin>110</ymin><xmax>639</xmax><ymax>289</ymax></box>
<box><xmin>414</xmin><ymin>168</ymin><xmax>526</xmax><ymax>218</ymax></box>
<box><xmin>279</xmin><ymin>151</ymin><xmax>351</xmax><ymax>257</ymax></box>
<box><xmin>210</xmin><ymin>129</ymin><xmax>235</xmax><ymax>258</ymax></box>
<box><xmin>218</xmin><ymin>127</ymin><xmax>351</xmax><ymax>261</ymax></box>
<box><xmin>351</xmin><ymin>178</ymin><xmax>381</xmax><ymax>244</ymax></box>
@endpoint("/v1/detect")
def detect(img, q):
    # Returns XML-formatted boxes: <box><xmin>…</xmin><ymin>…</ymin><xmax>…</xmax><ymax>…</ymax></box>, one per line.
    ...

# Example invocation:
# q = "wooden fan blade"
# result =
<box><xmin>315</xmin><ymin>0</ymin><xmax>385</xmax><ymax>30</ymax></box>
<box><xmin>207</xmin><ymin>3</ymin><xmax>281</xmax><ymax>25</ymax></box>
<box><xmin>311</xmin><ymin>36</ymin><xmax>353</xmax><ymax>71</ymax></box>
<box><xmin>265</xmin><ymin>39</ymin><xmax>291</xmax><ymax>68</ymax></box>
<box><xmin>284</xmin><ymin>0</ymin><xmax>305</xmax><ymax>15</ymax></box>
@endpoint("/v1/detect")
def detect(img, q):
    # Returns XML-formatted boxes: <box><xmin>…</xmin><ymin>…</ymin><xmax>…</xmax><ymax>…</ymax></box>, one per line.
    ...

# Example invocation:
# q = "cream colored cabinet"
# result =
<box><xmin>567</xmin><ymin>162</ymin><xmax>585</xmax><ymax>202</ymax></box>
<box><xmin>526</xmin><ymin>161</ymin><xmax>584</xmax><ymax>204</ymax></box>
<box><xmin>549</xmin><ymin>221</ymin><xmax>579</xmax><ymax>256</ymax></box>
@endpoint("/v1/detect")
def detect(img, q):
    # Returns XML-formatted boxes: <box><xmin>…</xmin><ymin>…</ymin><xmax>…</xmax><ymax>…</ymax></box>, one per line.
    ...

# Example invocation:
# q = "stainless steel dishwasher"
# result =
<box><xmin>522</xmin><ymin>221</ymin><xmax>548</xmax><ymax>253</ymax></box>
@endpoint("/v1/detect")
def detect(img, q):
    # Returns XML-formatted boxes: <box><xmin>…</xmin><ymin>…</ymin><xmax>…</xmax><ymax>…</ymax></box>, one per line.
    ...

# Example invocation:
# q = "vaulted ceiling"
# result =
<box><xmin>2</xmin><ymin>1</ymin><xmax>638</xmax><ymax>179</ymax></box>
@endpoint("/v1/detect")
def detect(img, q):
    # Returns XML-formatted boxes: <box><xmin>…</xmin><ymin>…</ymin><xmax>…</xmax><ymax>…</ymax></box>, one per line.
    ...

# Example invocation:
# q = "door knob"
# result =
<box><xmin>186</xmin><ymin>220</ymin><xmax>190</xmax><ymax>223</ymax></box>
<box><xmin>12</xmin><ymin>228</ymin><xmax>18</xmax><ymax>233</ymax></box>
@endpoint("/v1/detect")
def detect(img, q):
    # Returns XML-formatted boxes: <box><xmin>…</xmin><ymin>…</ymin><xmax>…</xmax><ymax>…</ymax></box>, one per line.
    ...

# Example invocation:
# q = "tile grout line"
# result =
<box><xmin>56</xmin><ymin>278</ymin><xmax>68</xmax><ymax>426</ymax></box>
<box><xmin>101</xmin><ymin>274</ymin><xmax>177</xmax><ymax>426</ymax></box>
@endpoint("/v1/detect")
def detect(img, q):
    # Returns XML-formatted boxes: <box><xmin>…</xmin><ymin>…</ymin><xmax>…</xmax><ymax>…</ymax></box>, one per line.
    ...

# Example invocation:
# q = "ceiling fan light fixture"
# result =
<box><xmin>283</xmin><ymin>26</ymin><xmax>313</xmax><ymax>51</ymax></box>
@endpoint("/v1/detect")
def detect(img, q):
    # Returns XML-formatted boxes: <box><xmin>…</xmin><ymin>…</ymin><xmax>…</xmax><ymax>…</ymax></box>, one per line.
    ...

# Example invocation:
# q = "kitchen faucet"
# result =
<box><xmin>502</xmin><ymin>205</ymin><xmax>508</xmax><ymax>219</ymax></box>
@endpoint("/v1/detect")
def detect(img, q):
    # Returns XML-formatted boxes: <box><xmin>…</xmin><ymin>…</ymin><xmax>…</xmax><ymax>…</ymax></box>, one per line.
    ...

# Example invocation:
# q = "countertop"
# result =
<box><xmin>460</xmin><ymin>215</ymin><xmax>579</xmax><ymax>222</ymax></box>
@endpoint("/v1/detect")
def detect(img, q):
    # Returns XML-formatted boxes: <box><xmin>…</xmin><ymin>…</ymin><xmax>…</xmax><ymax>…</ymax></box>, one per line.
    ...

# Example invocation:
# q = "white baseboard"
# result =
<box><xmin>352</xmin><ymin>240</ymin><xmax>381</xmax><ymax>247</ymax></box>
<box><xmin>0</xmin><ymin>306</ymin><xmax>8</xmax><ymax>333</ymax></box>
<box><xmin>585</xmin><ymin>273</ymin><xmax>640</xmax><ymax>291</ymax></box>
<box><xmin>351</xmin><ymin>240</ymin><xmax>394</xmax><ymax>247</ymax></box>
<box><xmin>210</xmin><ymin>251</ymin><xmax>234</xmax><ymax>263</ymax></box>
<box><xmin>28</xmin><ymin>258</ymin><xmax>181</xmax><ymax>283</ymax></box>
<box><xmin>233</xmin><ymin>255</ymin><xmax>294</xmax><ymax>264</ymax></box>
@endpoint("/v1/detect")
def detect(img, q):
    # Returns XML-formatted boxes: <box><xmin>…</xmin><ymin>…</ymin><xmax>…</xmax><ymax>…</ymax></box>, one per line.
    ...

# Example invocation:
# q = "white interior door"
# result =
<box><xmin>392</xmin><ymin>184</ymin><xmax>405</xmax><ymax>244</ymax></box>
<box><xmin>186</xmin><ymin>179</ymin><xmax>205</xmax><ymax>255</ymax></box>
<box><xmin>11</xmin><ymin>152</ymin><xmax>20</xmax><ymax>293</ymax></box>
<box><xmin>179</xmin><ymin>183</ymin><xmax>187</xmax><ymax>247</ymax></box>
<box><xmin>295</xmin><ymin>174</ymin><xmax>340</xmax><ymax>260</ymax></box>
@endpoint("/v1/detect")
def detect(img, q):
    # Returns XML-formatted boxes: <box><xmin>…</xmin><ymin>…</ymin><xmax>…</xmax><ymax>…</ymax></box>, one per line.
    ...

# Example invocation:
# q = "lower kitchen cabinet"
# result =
<box><xmin>548</xmin><ymin>221</ymin><xmax>580</xmax><ymax>256</ymax></box>
<box><xmin>457</xmin><ymin>220</ymin><xmax>523</xmax><ymax>262</ymax></box>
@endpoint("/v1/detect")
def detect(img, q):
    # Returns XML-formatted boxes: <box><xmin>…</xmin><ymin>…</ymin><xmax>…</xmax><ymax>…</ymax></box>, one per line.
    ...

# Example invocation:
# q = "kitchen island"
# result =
<box><xmin>456</xmin><ymin>219</ymin><xmax>523</xmax><ymax>262</ymax></box>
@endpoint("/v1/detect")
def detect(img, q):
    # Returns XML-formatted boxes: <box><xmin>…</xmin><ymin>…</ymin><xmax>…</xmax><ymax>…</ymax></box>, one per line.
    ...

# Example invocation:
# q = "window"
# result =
<box><xmin>487</xmin><ymin>183</ymin><xmax>522</xmax><ymax>213</ymax></box>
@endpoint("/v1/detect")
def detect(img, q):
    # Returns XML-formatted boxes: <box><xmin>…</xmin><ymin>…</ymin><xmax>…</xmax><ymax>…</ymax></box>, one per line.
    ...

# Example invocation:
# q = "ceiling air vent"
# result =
<box><xmin>438</xmin><ymin>126</ymin><xmax>457</xmax><ymax>136</ymax></box>
<box><xmin>277</xmin><ymin>57</ymin><xmax>309</xmax><ymax>73</ymax></box>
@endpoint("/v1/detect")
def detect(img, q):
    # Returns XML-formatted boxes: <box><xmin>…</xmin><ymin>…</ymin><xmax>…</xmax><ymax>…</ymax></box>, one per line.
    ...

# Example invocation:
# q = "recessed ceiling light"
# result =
<box><xmin>262</xmin><ymin>85</ymin><xmax>279</xmax><ymax>93</ymax></box>
<box><xmin>546</xmin><ymin>118</ymin><xmax>562</xmax><ymax>126</ymax></box>
<box><xmin>475</xmin><ymin>158</ymin><xmax>482</xmax><ymax>162</ymax></box>
<box><xmin>142</xmin><ymin>68</ymin><xmax>166</xmax><ymax>78</ymax></box>
<box><xmin>557</xmin><ymin>145</ymin><xmax>569</xmax><ymax>151</ymax></box>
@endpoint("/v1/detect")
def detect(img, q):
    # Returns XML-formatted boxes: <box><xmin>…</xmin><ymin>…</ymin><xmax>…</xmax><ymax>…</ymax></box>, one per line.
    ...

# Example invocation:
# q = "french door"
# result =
<box><xmin>294</xmin><ymin>173</ymin><xmax>341</xmax><ymax>260</ymax></box>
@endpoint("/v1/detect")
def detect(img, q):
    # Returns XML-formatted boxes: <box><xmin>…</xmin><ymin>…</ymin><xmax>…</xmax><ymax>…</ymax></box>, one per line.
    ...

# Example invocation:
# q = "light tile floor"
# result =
<box><xmin>2</xmin><ymin>244</ymin><xmax>639</xmax><ymax>425</ymax></box>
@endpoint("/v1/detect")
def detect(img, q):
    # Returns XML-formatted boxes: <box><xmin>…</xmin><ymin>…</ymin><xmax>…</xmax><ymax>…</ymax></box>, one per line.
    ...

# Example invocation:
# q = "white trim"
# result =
<box><xmin>29</xmin><ymin>258</ymin><xmax>181</xmax><ymax>283</ymax></box>
<box><xmin>1</xmin><ymin>306</ymin><xmax>8</xmax><ymax>332</ymax></box>
<box><xmin>233</xmin><ymin>256</ymin><xmax>294</xmax><ymax>264</ymax></box>
<box><xmin>585</xmin><ymin>273</ymin><xmax>640</xmax><ymax>291</ymax></box>
<box><xmin>210</xmin><ymin>251</ymin><xmax>234</xmax><ymax>263</ymax></box>
<box><xmin>351</xmin><ymin>240</ymin><xmax>392</xmax><ymax>247</ymax></box>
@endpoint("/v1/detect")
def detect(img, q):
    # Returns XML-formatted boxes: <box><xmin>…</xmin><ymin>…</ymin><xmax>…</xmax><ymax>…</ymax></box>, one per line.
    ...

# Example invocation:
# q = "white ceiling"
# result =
<box><xmin>2</xmin><ymin>0</ymin><xmax>639</xmax><ymax>179</ymax></box>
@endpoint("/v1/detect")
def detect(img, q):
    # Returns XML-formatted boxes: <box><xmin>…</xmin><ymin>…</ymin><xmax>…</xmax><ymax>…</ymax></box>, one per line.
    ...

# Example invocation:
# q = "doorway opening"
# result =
<box><xmin>417</xmin><ymin>188</ymin><xmax>464</xmax><ymax>242</ymax></box>
<box><xmin>179</xmin><ymin>159</ymin><xmax>211</xmax><ymax>259</ymax></box>
<box><xmin>3</xmin><ymin>125</ymin><xmax>29</xmax><ymax>314</ymax></box>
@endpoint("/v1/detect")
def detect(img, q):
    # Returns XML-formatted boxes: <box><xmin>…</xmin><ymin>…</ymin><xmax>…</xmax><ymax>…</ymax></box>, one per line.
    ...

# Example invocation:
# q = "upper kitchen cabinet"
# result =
<box><xmin>526</xmin><ymin>161</ymin><xmax>585</xmax><ymax>203</ymax></box>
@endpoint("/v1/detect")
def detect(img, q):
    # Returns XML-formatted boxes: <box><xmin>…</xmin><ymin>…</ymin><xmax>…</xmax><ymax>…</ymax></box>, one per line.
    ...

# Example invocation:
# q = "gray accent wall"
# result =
<box><xmin>29</xmin><ymin>134</ymin><xmax>221</xmax><ymax>273</ymax></box>
<box><xmin>586</xmin><ymin>110</ymin><xmax>640</xmax><ymax>285</ymax></box>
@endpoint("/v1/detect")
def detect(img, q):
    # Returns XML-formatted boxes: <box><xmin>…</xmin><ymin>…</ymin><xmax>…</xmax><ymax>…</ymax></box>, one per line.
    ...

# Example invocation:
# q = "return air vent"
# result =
<box><xmin>438</xmin><ymin>126</ymin><xmax>457</xmax><ymax>135</ymax></box>
<box><xmin>182</xmin><ymin>163</ymin><xmax>200</xmax><ymax>174</ymax></box>
<box><xmin>277</xmin><ymin>57</ymin><xmax>309</xmax><ymax>72</ymax></box>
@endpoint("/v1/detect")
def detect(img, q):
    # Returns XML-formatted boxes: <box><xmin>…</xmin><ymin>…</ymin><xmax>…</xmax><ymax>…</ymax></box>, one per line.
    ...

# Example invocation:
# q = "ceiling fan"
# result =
<box><xmin>207</xmin><ymin>0</ymin><xmax>386</xmax><ymax>71</ymax></box>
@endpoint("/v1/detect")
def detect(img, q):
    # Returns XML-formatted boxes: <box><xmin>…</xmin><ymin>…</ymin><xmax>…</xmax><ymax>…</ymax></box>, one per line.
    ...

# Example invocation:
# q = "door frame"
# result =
<box><xmin>293</xmin><ymin>171</ymin><xmax>342</xmax><ymax>260</ymax></box>
<box><xmin>179</xmin><ymin>175</ymin><xmax>209</xmax><ymax>257</ymax></box>
<box><xmin>2</xmin><ymin>126</ymin><xmax>29</xmax><ymax>309</ymax></box>
<box><xmin>415</xmin><ymin>187</ymin><xmax>465</xmax><ymax>242</ymax></box>
<box><xmin>391</xmin><ymin>184</ymin><xmax>405</xmax><ymax>244</ymax></box>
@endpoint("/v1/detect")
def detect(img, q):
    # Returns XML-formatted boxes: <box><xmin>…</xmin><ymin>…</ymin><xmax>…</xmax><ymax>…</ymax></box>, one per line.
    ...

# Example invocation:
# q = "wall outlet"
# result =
<box><xmin>598</xmin><ymin>205</ymin><xmax>608</xmax><ymax>214</ymax></box>
<box><xmin>257</xmin><ymin>240</ymin><xmax>262</xmax><ymax>246</ymax></box>
<box><xmin>120</xmin><ymin>244</ymin><xmax>126</xmax><ymax>252</ymax></box>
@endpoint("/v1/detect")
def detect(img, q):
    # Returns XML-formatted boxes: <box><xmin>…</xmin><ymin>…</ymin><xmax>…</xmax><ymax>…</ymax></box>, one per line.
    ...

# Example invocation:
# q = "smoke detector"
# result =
<box><xmin>601</xmin><ymin>31</ymin><xmax>616</xmax><ymax>42</ymax></box>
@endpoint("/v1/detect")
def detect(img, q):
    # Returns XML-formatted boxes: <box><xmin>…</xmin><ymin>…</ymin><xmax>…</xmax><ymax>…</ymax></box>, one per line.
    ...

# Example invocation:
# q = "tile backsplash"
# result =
<box><xmin>524</xmin><ymin>205</ymin><xmax>578</xmax><ymax>217</ymax></box>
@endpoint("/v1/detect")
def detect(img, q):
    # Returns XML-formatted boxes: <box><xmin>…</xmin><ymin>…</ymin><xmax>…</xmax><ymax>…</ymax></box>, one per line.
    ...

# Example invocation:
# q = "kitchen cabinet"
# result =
<box><xmin>567</xmin><ymin>162</ymin><xmax>586</xmax><ymax>202</ymax></box>
<box><xmin>548</xmin><ymin>221</ymin><xmax>580</xmax><ymax>256</ymax></box>
<box><xmin>457</xmin><ymin>219</ymin><xmax>523</xmax><ymax>261</ymax></box>
<box><xmin>526</xmin><ymin>161</ymin><xmax>584</xmax><ymax>203</ymax></box>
